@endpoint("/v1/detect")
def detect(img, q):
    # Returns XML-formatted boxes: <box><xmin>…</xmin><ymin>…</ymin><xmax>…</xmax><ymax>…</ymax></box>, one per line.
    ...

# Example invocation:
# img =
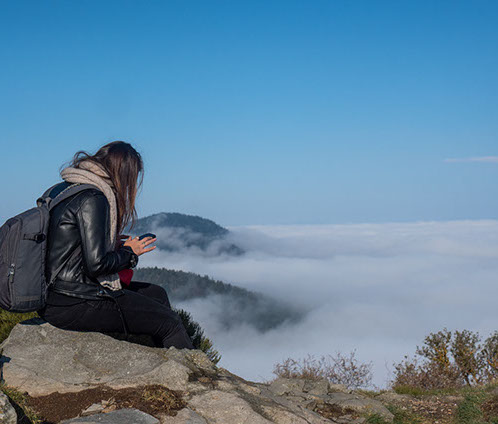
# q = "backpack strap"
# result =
<box><xmin>39</xmin><ymin>182</ymin><xmax>63</xmax><ymax>200</ymax></box>
<box><xmin>37</xmin><ymin>183</ymin><xmax>99</xmax><ymax>210</ymax></box>
<box><xmin>38</xmin><ymin>182</ymin><xmax>99</xmax><ymax>286</ymax></box>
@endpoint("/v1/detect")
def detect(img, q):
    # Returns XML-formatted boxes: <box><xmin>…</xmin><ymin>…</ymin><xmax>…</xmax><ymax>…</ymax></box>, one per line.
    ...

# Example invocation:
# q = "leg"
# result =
<box><xmin>123</xmin><ymin>281</ymin><xmax>178</xmax><ymax>347</ymax></box>
<box><xmin>103</xmin><ymin>291</ymin><xmax>194</xmax><ymax>349</ymax></box>
<box><xmin>124</xmin><ymin>281</ymin><xmax>172</xmax><ymax>309</ymax></box>
<box><xmin>41</xmin><ymin>291</ymin><xmax>194</xmax><ymax>349</ymax></box>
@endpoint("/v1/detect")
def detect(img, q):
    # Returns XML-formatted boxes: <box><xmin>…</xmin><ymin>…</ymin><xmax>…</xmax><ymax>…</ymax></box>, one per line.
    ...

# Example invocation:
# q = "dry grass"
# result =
<box><xmin>272</xmin><ymin>349</ymin><xmax>373</xmax><ymax>390</ymax></box>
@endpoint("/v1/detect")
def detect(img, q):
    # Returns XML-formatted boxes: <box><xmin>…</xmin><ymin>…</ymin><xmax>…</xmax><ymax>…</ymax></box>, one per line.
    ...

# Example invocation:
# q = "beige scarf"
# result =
<box><xmin>60</xmin><ymin>159</ymin><xmax>122</xmax><ymax>291</ymax></box>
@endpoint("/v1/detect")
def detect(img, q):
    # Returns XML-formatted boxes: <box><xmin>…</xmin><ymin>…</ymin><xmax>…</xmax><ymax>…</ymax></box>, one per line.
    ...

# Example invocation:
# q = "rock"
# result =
<box><xmin>0</xmin><ymin>318</ymin><xmax>215</xmax><ymax>397</ymax></box>
<box><xmin>256</xmin><ymin>384</ymin><xmax>335</xmax><ymax>423</ymax></box>
<box><xmin>303</xmin><ymin>378</ymin><xmax>330</xmax><ymax>395</ymax></box>
<box><xmin>324</xmin><ymin>393</ymin><xmax>393</xmax><ymax>422</ymax></box>
<box><xmin>188</xmin><ymin>390</ymin><xmax>273</xmax><ymax>423</ymax></box>
<box><xmin>328</xmin><ymin>384</ymin><xmax>350</xmax><ymax>394</ymax></box>
<box><xmin>159</xmin><ymin>407</ymin><xmax>207</xmax><ymax>423</ymax></box>
<box><xmin>0</xmin><ymin>319</ymin><xmax>395</xmax><ymax>423</ymax></box>
<box><xmin>337</xmin><ymin>418</ymin><xmax>365</xmax><ymax>424</ymax></box>
<box><xmin>262</xmin><ymin>378</ymin><xmax>391</xmax><ymax>422</ymax></box>
<box><xmin>260</xmin><ymin>403</ymin><xmax>332</xmax><ymax>424</ymax></box>
<box><xmin>0</xmin><ymin>392</ymin><xmax>16</xmax><ymax>424</ymax></box>
<box><xmin>61</xmin><ymin>408</ymin><xmax>159</xmax><ymax>423</ymax></box>
<box><xmin>267</xmin><ymin>377</ymin><xmax>349</xmax><ymax>397</ymax></box>
<box><xmin>81</xmin><ymin>403</ymin><xmax>106</xmax><ymax>416</ymax></box>
<box><xmin>268</xmin><ymin>377</ymin><xmax>306</xmax><ymax>396</ymax></box>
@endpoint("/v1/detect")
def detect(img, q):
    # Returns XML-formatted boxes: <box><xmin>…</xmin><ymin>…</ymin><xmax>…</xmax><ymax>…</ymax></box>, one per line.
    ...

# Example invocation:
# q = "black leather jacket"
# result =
<box><xmin>45</xmin><ymin>181</ymin><xmax>139</xmax><ymax>300</ymax></box>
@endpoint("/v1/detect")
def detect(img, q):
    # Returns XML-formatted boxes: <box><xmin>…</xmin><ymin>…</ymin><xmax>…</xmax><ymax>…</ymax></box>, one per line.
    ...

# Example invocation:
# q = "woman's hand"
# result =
<box><xmin>123</xmin><ymin>235</ymin><xmax>157</xmax><ymax>256</ymax></box>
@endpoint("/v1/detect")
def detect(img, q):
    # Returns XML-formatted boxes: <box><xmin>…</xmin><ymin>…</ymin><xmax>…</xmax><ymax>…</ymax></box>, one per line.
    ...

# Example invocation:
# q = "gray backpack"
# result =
<box><xmin>0</xmin><ymin>182</ymin><xmax>97</xmax><ymax>312</ymax></box>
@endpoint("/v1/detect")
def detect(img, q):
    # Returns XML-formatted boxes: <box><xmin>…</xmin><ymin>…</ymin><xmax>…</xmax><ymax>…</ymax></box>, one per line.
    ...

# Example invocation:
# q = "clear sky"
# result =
<box><xmin>1</xmin><ymin>0</ymin><xmax>497</xmax><ymax>226</ymax></box>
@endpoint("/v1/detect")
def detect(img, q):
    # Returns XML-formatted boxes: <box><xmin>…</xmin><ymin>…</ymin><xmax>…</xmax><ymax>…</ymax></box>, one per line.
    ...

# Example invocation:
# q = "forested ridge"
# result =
<box><xmin>128</xmin><ymin>212</ymin><xmax>229</xmax><ymax>237</ymax></box>
<box><xmin>133</xmin><ymin>266</ymin><xmax>306</xmax><ymax>332</ymax></box>
<box><xmin>125</xmin><ymin>212</ymin><xmax>244</xmax><ymax>255</ymax></box>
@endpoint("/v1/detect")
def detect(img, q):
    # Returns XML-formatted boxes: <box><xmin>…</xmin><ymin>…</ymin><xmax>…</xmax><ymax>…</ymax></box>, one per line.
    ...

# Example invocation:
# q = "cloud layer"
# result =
<box><xmin>444</xmin><ymin>156</ymin><xmax>498</xmax><ymax>163</ymax></box>
<box><xmin>138</xmin><ymin>220</ymin><xmax>498</xmax><ymax>388</ymax></box>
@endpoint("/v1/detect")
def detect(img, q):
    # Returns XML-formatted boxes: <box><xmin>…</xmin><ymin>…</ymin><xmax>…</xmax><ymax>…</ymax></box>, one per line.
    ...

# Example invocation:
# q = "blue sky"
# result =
<box><xmin>1</xmin><ymin>0</ymin><xmax>497</xmax><ymax>226</ymax></box>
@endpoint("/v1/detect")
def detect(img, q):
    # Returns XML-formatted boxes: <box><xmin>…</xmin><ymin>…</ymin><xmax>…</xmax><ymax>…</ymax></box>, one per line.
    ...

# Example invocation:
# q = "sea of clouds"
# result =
<box><xmin>137</xmin><ymin>220</ymin><xmax>498</xmax><ymax>389</ymax></box>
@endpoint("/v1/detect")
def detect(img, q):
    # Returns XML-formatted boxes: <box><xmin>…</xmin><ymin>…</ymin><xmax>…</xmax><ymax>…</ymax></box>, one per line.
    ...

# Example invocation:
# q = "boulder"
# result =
<box><xmin>0</xmin><ymin>319</ymin><xmax>393</xmax><ymax>423</ymax></box>
<box><xmin>0</xmin><ymin>392</ymin><xmax>16</xmax><ymax>424</ymax></box>
<box><xmin>0</xmin><ymin>318</ymin><xmax>210</xmax><ymax>396</ymax></box>
<box><xmin>61</xmin><ymin>408</ymin><xmax>159</xmax><ymax>423</ymax></box>
<box><xmin>158</xmin><ymin>407</ymin><xmax>207</xmax><ymax>423</ymax></box>
<box><xmin>320</xmin><ymin>392</ymin><xmax>393</xmax><ymax>421</ymax></box>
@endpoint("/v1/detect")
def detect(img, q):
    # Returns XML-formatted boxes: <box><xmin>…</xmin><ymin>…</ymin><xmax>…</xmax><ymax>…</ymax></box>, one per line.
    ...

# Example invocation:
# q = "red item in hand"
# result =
<box><xmin>118</xmin><ymin>269</ymin><xmax>134</xmax><ymax>286</ymax></box>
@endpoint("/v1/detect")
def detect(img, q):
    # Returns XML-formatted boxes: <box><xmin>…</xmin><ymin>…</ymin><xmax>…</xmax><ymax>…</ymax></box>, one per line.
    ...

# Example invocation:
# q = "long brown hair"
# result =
<box><xmin>60</xmin><ymin>141</ymin><xmax>144</xmax><ymax>234</ymax></box>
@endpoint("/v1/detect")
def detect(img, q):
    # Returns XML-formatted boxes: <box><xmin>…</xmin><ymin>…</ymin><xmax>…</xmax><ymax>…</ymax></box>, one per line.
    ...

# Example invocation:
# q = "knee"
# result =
<box><xmin>154</xmin><ymin>284</ymin><xmax>168</xmax><ymax>298</ymax></box>
<box><xmin>133</xmin><ymin>281</ymin><xmax>172</xmax><ymax>308</ymax></box>
<box><xmin>155</xmin><ymin>310</ymin><xmax>185</xmax><ymax>337</ymax></box>
<box><xmin>160</xmin><ymin>309</ymin><xmax>184</xmax><ymax>329</ymax></box>
<box><xmin>151</xmin><ymin>285</ymin><xmax>171</xmax><ymax>308</ymax></box>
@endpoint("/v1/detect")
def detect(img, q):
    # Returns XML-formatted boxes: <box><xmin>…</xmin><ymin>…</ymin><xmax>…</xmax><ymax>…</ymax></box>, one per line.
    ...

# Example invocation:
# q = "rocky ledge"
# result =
<box><xmin>0</xmin><ymin>318</ymin><xmax>393</xmax><ymax>423</ymax></box>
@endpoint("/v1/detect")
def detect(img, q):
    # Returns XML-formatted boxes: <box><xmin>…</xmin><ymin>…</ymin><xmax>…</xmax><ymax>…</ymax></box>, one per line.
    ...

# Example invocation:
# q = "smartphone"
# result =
<box><xmin>138</xmin><ymin>233</ymin><xmax>156</xmax><ymax>240</ymax></box>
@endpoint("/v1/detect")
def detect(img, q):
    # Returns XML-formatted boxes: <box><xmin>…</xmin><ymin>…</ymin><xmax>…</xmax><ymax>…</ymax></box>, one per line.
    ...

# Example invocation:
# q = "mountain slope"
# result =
<box><xmin>133</xmin><ymin>266</ymin><xmax>306</xmax><ymax>333</ymax></box>
<box><xmin>124</xmin><ymin>212</ymin><xmax>244</xmax><ymax>255</ymax></box>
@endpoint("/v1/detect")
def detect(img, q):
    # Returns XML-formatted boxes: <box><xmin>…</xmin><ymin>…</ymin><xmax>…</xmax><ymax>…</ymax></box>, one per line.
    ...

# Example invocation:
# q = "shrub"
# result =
<box><xmin>451</xmin><ymin>329</ymin><xmax>486</xmax><ymax>386</ymax></box>
<box><xmin>481</xmin><ymin>331</ymin><xmax>498</xmax><ymax>382</ymax></box>
<box><xmin>392</xmin><ymin>328</ymin><xmax>498</xmax><ymax>391</ymax></box>
<box><xmin>272</xmin><ymin>350</ymin><xmax>373</xmax><ymax>390</ymax></box>
<box><xmin>175</xmin><ymin>308</ymin><xmax>221</xmax><ymax>364</ymax></box>
<box><xmin>392</xmin><ymin>355</ymin><xmax>464</xmax><ymax>391</ymax></box>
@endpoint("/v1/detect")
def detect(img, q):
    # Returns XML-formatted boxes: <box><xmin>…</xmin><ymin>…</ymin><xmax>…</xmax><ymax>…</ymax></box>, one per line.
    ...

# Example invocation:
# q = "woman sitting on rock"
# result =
<box><xmin>37</xmin><ymin>140</ymin><xmax>194</xmax><ymax>349</ymax></box>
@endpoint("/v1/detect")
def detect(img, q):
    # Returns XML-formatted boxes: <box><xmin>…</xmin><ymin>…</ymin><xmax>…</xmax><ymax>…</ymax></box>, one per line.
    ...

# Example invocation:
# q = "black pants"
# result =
<box><xmin>38</xmin><ymin>281</ymin><xmax>194</xmax><ymax>349</ymax></box>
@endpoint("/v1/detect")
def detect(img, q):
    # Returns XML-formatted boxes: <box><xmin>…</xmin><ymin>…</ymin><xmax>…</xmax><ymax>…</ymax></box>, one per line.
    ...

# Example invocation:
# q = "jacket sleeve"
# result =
<box><xmin>76</xmin><ymin>191</ymin><xmax>138</xmax><ymax>278</ymax></box>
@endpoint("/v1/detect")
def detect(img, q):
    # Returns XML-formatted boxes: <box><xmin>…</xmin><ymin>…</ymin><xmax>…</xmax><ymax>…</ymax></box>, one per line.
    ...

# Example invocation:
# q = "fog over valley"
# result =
<box><xmin>136</xmin><ymin>220</ymin><xmax>498</xmax><ymax>389</ymax></box>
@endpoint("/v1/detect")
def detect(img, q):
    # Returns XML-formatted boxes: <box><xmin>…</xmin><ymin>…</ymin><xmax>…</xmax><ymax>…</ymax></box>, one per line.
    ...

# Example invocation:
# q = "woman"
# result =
<box><xmin>37</xmin><ymin>140</ymin><xmax>194</xmax><ymax>349</ymax></box>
